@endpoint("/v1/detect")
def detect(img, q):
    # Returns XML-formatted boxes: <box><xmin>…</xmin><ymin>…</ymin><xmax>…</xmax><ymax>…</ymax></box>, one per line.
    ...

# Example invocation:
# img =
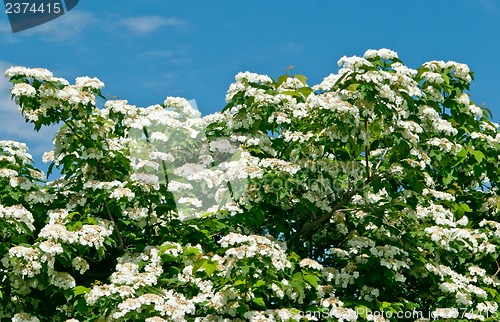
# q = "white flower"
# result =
<box><xmin>258</xmin><ymin>158</ymin><xmax>300</xmax><ymax>175</ymax></box>
<box><xmin>145</xmin><ymin>317</ymin><xmax>166</xmax><ymax>322</ymax></box>
<box><xmin>445</xmin><ymin>61</ymin><xmax>472</xmax><ymax>83</ymax></box>
<box><xmin>468</xmin><ymin>266</ymin><xmax>486</xmax><ymax>277</ymax></box>
<box><xmin>299</xmin><ymin>258</ymin><xmax>323</xmax><ymax>270</ymax></box>
<box><xmin>234</xmin><ymin>71</ymin><xmax>273</xmax><ymax>84</ymax></box>
<box><xmin>422</xmin><ymin>71</ymin><xmax>445</xmax><ymax>84</ymax></box>
<box><xmin>12</xmin><ymin>313</ymin><xmax>40</xmax><ymax>322</ymax></box>
<box><xmin>11</xmin><ymin>83</ymin><xmax>37</xmax><ymax>97</ymax></box>
<box><xmin>469</xmin><ymin>104</ymin><xmax>484</xmax><ymax>117</ymax></box>
<box><xmin>110</xmin><ymin>187</ymin><xmax>135</xmax><ymax>201</ymax></box>
<box><xmin>164</xmin><ymin>96</ymin><xmax>201</xmax><ymax>118</ymax></box>
<box><xmin>38</xmin><ymin>240</ymin><xmax>64</xmax><ymax>255</ymax></box>
<box><xmin>0</xmin><ymin>204</ymin><xmax>36</xmax><ymax>233</ymax></box>
<box><xmin>50</xmin><ymin>271</ymin><xmax>76</xmax><ymax>289</ymax></box>
<box><xmin>105</xmin><ymin>100</ymin><xmax>136</xmax><ymax>115</ymax></box>
<box><xmin>72</xmin><ymin>257</ymin><xmax>90</xmax><ymax>274</ymax></box>
<box><xmin>5</xmin><ymin>66</ymin><xmax>53</xmax><ymax>81</ymax></box>
<box><xmin>0</xmin><ymin>168</ymin><xmax>18</xmax><ymax>178</ymax></box>
<box><xmin>364</xmin><ymin>48</ymin><xmax>398</xmax><ymax>60</ymax></box>
<box><xmin>42</xmin><ymin>150</ymin><xmax>55</xmax><ymax>163</ymax></box>
<box><xmin>131</xmin><ymin>172</ymin><xmax>160</xmax><ymax>186</ymax></box>
<box><xmin>177</xmin><ymin>197</ymin><xmax>203</xmax><ymax>208</ymax></box>
<box><xmin>75</xmin><ymin>76</ymin><xmax>104</xmax><ymax>90</ymax></box>
<box><xmin>57</xmin><ymin>85</ymin><xmax>95</xmax><ymax>106</ymax></box>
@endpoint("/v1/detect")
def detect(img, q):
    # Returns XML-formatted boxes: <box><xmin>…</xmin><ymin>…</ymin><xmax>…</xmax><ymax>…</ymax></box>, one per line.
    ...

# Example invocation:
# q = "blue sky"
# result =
<box><xmin>1</xmin><ymin>0</ymin><xmax>500</xmax><ymax>173</ymax></box>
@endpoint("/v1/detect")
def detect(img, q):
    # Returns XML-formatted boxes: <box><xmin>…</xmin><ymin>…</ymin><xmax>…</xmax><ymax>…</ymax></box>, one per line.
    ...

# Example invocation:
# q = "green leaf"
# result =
<box><xmin>252</xmin><ymin>297</ymin><xmax>266</xmax><ymax>307</ymax></box>
<box><xmin>295</xmin><ymin>74</ymin><xmax>307</xmax><ymax>86</ymax></box>
<box><xmin>442</xmin><ymin>171</ymin><xmax>454</xmax><ymax>185</ymax></box>
<box><xmin>241</xmin><ymin>265</ymin><xmax>250</xmax><ymax>275</ymax></box>
<box><xmin>68</xmin><ymin>221</ymin><xmax>83</xmax><ymax>232</ymax></box>
<box><xmin>459</xmin><ymin>203</ymin><xmax>472</xmax><ymax>213</ymax></box>
<box><xmin>254</xmin><ymin>280</ymin><xmax>266</xmax><ymax>288</ymax></box>
<box><xmin>297</xmin><ymin>87</ymin><xmax>313</xmax><ymax>98</ymax></box>
<box><xmin>47</xmin><ymin>162</ymin><xmax>55</xmax><ymax>178</ymax></box>
<box><xmin>202</xmin><ymin>260</ymin><xmax>217</xmax><ymax>276</ymax></box>
<box><xmin>281</xmin><ymin>90</ymin><xmax>299</xmax><ymax>97</ymax></box>
<box><xmin>452</xmin><ymin>147</ymin><xmax>468</xmax><ymax>167</ymax></box>
<box><xmin>291</xmin><ymin>280</ymin><xmax>305</xmax><ymax>299</ymax></box>
<box><xmin>303</xmin><ymin>273</ymin><xmax>319</xmax><ymax>288</ymax></box>
<box><xmin>277</xmin><ymin>75</ymin><xmax>289</xmax><ymax>87</ymax></box>
<box><xmin>347</xmin><ymin>83</ymin><xmax>359</xmax><ymax>91</ymax></box>
<box><xmin>355</xmin><ymin>305</ymin><xmax>370</xmax><ymax>319</ymax></box>
<box><xmin>471</xmin><ymin>150</ymin><xmax>484</xmax><ymax>163</ymax></box>
<box><xmin>192</xmin><ymin>258</ymin><xmax>206</xmax><ymax>274</ymax></box>
<box><xmin>73</xmin><ymin>286</ymin><xmax>90</xmax><ymax>296</ymax></box>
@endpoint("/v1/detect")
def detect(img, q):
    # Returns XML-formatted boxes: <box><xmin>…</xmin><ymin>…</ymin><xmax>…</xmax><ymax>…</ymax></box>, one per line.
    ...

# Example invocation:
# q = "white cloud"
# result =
<box><xmin>141</xmin><ymin>72</ymin><xmax>179</xmax><ymax>92</ymax></box>
<box><xmin>21</xmin><ymin>10</ymin><xmax>97</xmax><ymax>43</ymax></box>
<box><xmin>0</xmin><ymin>10</ymin><xmax>97</xmax><ymax>43</ymax></box>
<box><xmin>137</xmin><ymin>46</ymin><xmax>191</xmax><ymax>65</ymax></box>
<box><xmin>281</xmin><ymin>42</ymin><xmax>304</xmax><ymax>54</ymax></box>
<box><xmin>479</xmin><ymin>0</ymin><xmax>500</xmax><ymax>14</ymax></box>
<box><xmin>1</xmin><ymin>11</ymin><xmax>189</xmax><ymax>43</ymax></box>
<box><xmin>119</xmin><ymin>16</ymin><xmax>187</xmax><ymax>35</ymax></box>
<box><xmin>138</xmin><ymin>50</ymin><xmax>175</xmax><ymax>58</ymax></box>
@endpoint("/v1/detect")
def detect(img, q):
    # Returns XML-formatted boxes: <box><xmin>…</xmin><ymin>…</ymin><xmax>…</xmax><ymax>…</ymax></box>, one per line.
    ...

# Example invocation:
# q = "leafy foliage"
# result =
<box><xmin>1</xmin><ymin>49</ymin><xmax>500</xmax><ymax>321</ymax></box>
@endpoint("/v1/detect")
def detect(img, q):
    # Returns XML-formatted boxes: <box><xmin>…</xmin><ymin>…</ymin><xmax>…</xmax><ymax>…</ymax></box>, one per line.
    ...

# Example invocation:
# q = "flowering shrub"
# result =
<box><xmin>2</xmin><ymin>49</ymin><xmax>500</xmax><ymax>321</ymax></box>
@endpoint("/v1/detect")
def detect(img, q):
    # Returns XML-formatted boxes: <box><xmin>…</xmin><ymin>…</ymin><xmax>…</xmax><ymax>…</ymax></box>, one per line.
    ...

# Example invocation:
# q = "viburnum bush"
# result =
<box><xmin>1</xmin><ymin>48</ymin><xmax>500</xmax><ymax>321</ymax></box>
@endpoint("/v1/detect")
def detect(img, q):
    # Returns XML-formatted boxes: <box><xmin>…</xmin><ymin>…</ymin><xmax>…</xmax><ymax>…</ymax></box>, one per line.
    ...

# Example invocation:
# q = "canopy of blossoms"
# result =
<box><xmin>1</xmin><ymin>49</ymin><xmax>500</xmax><ymax>321</ymax></box>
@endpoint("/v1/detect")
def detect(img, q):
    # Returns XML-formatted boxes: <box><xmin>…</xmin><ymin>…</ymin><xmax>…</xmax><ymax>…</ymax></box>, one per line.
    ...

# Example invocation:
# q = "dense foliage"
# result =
<box><xmin>1</xmin><ymin>49</ymin><xmax>500</xmax><ymax>321</ymax></box>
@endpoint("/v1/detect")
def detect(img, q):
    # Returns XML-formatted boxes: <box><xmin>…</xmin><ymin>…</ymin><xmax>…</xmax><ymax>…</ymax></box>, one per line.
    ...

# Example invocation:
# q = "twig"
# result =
<box><xmin>287</xmin><ymin>175</ymin><xmax>376</xmax><ymax>247</ymax></box>
<box><xmin>286</xmin><ymin>148</ymin><xmax>389</xmax><ymax>247</ymax></box>
<box><xmin>494</xmin><ymin>260</ymin><xmax>500</xmax><ymax>277</ymax></box>
<box><xmin>103</xmin><ymin>200</ymin><xmax>124</xmax><ymax>252</ymax></box>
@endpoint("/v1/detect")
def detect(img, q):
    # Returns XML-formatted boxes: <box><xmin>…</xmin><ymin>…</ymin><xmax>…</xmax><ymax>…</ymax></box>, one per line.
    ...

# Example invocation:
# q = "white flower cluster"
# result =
<box><xmin>363</xmin><ymin>48</ymin><xmax>398</xmax><ymax>60</ymax></box>
<box><xmin>3</xmin><ymin>51</ymin><xmax>500</xmax><ymax>320</ymax></box>
<box><xmin>11</xmin><ymin>83</ymin><xmax>36</xmax><ymax>97</ymax></box>
<box><xmin>5</xmin><ymin>66</ymin><xmax>54</xmax><ymax>80</ymax></box>
<box><xmin>75</xmin><ymin>76</ymin><xmax>104</xmax><ymax>90</ymax></box>
<box><xmin>218</xmin><ymin>233</ymin><xmax>291</xmax><ymax>271</ymax></box>
<box><xmin>0</xmin><ymin>140</ymin><xmax>34</xmax><ymax>166</ymax></box>
<box><xmin>0</xmin><ymin>204</ymin><xmax>35</xmax><ymax>234</ymax></box>
<box><xmin>6</xmin><ymin>67</ymin><xmax>103</xmax><ymax>123</ymax></box>
<box><xmin>88</xmin><ymin>246</ymin><xmax>198</xmax><ymax>321</ymax></box>
<box><xmin>299</xmin><ymin>258</ymin><xmax>323</xmax><ymax>270</ymax></box>
<box><xmin>38</xmin><ymin>209</ymin><xmax>113</xmax><ymax>249</ymax></box>
<box><xmin>258</xmin><ymin>158</ymin><xmax>300</xmax><ymax>175</ymax></box>
<box><xmin>3</xmin><ymin>246</ymin><xmax>43</xmax><ymax>278</ymax></box>
<box><xmin>426</xmin><ymin>263</ymin><xmax>489</xmax><ymax>306</ymax></box>
<box><xmin>11</xmin><ymin>313</ymin><xmax>40</xmax><ymax>322</ymax></box>
<box><xmin>422</xmin><ymin>60</ymin><xmax>472</xmax><ymax>83</ymax></box>
<box><xmin>71</xmin><ymin>257</ymin><xmax>89</xmax><ymax>274</ymax></box>
<box><xmin>82</xmin><ymin>237</ymin><xmax>321</xmax><ymax>320</ymax></box>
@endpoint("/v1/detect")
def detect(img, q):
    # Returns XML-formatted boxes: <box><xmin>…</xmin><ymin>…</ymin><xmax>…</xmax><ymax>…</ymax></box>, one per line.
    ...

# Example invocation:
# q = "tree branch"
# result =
<box><xmin>494</xmin><ymin>260</ymin><xmax>500</xmax><ymax>277</ymax></box>
<box><xmin>287</xmin><ymin>175</ymin><xmax>376</xmax><ymax>247</ymax></box>
<box><xmin>286</xmin><ymin>149</ymin><xmax>389</xmax><ymax>248</ymax></box>
<box><xmin>103</xmin><ymin>199</ymin><xmax>124</xmax><ymax>252</ymax></box>
<box><xmin>62</xmin><ymin>118</ymin><xmax>86</xmax><ymax>144</ymax></box>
